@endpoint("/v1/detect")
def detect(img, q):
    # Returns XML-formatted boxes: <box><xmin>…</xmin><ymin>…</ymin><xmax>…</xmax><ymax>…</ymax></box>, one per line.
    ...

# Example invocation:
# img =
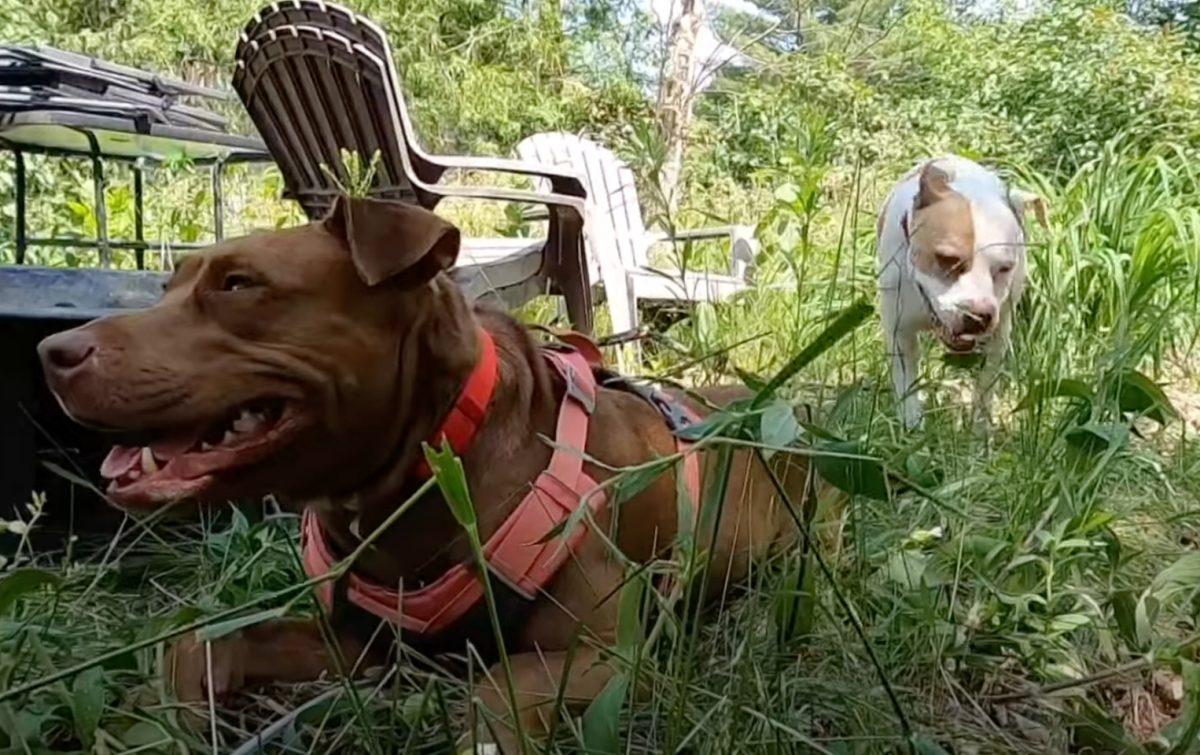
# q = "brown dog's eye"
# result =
<box><xmin>221</xmin><ymin>273</ymin><xmax>258</xmax><ymax>292</ymax></box>
<box><xmin>995</xmin><ymin>264</ymin><xmax>1014</xmax><ymax>277</ymax></box>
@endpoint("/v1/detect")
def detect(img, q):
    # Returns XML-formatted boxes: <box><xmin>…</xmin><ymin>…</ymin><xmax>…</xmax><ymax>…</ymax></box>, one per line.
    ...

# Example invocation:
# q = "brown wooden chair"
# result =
<box><xmin>234</xmin><ymin>2</ymin><xmax>594</xmax><ymax>330</ymax></box>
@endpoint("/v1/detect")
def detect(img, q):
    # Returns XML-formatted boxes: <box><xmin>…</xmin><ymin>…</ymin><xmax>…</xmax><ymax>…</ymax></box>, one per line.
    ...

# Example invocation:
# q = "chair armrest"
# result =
<box><xmin>432</xmin><ymin>154</ymin><xmax>587</xmax><ymax>199</ymax></box>
<box><xmin>646</xmin><ymin>225</ymin><xmax>758</xmax><ymax>280</ymax></box>
<box><xmin>645</xmin><ymin>226</ymin><xmax>742</xmax><ymax>243</ymax></box>
<box><xmin>429</xmin><ymin>181</ymin><xmax>594</xmax><ymax>332</ymax></box>
<box><xmin>425</xmin><ymin>182</ymin><xmax>586</xmax><ymax>217</ymax></box>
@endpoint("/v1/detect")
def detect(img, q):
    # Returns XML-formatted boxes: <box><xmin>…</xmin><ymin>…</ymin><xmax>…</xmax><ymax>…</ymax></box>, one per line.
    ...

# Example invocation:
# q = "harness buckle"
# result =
<box><xmin>562</xmin><ymin>364</ymin><xmax>596</xmax><ymax>415</ymax></box>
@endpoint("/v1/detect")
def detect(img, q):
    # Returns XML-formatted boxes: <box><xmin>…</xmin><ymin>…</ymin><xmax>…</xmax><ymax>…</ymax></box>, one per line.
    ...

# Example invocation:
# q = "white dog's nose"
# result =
<box><xmin>962</xmin><ymin>299</ymin><xmax>997</xmax><ymax>334</ymax></box>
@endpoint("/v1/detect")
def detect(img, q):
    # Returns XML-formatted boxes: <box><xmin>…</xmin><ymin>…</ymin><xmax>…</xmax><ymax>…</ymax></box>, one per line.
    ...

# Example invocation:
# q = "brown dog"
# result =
<box><xmin>39</xmin><ymin>197</ymin><xmax>808</xmax><ymax>753</ymax></box>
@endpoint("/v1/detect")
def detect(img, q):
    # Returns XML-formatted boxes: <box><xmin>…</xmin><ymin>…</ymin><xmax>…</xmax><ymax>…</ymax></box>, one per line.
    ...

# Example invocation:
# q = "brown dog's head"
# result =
<box><xmin>39</xmin><ymin>197</ymin><xmax>470</xmax><ymax>509</ymax></box>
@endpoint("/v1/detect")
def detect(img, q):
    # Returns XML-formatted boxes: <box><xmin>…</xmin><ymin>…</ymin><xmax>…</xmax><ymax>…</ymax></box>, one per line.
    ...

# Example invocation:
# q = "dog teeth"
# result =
<box><xmin>141</xmin><ymin>446</ymin><xmax>159</xmax><ymax>474</ymax></box>
<box><xmin>222</xmin><ymin>430</ymin><xmax>237</xmax><ymax>446</ymax></box>
<box><xmin>231</xmin><ymin>408</ymin><xmax>266</xmax><ymax>434</ymax></box>
<box><xmin>200</xmin><ymin>441</ymin><xmax>214</xmax><ymax>452</ymax></box>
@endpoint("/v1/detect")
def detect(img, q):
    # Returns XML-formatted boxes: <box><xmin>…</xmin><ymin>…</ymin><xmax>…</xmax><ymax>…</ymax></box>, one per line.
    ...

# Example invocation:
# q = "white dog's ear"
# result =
<box><xmin>1008</xmin><ymin>188</ymin><xmax>1049</xmax><ymax>231</ymax></box>
<box><xmin>915</xmin><ymin>162</ymin><xmax>953</xmax><ymax>210</ymax></box>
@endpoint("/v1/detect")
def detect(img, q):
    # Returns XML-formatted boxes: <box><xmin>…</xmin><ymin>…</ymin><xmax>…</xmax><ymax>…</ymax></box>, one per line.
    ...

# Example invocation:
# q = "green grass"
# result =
<box><xmin>3</xmin><ymin>138</ymin><xmax>1200</xmax><ymax>754</ymax></box>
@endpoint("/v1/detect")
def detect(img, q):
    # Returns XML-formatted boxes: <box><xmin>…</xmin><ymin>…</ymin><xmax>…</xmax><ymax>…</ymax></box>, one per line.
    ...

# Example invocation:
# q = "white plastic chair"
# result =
<box><xmin>515</xmin><ymin>132</ymin><xmax>757</xmax><ymax>335</ymax></box>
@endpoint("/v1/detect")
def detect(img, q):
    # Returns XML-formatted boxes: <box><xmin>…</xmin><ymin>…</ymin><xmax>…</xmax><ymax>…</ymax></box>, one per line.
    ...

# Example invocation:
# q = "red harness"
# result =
<box><xmin>301</xmin><ymin>329</ymin><xmax>701</xmax><ymax>636</ymax></box>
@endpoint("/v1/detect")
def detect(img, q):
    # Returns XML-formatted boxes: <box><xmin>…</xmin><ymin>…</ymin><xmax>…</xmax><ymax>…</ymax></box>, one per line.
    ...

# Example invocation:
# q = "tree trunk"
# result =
<box><xmin>657</xmin><ymin>0</ymin><xmax>704</xmax><ymax>214</ymax></box>
<box><xmin>539</xmin><ymin>0</ymin><xmax>566</xmax><ymax>80</ymax></box>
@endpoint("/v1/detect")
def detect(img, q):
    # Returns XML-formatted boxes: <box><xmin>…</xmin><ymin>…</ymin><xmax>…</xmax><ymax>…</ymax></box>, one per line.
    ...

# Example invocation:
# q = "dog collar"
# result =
<box><xmin>900</xmin><ymin>211</ymin><xmax>943</xmax><ymax>329</ymax></box>
<box><xmin>411</xmin><ymin>328</ymin><xmax>499</xmax><ymax>479</ymax></box>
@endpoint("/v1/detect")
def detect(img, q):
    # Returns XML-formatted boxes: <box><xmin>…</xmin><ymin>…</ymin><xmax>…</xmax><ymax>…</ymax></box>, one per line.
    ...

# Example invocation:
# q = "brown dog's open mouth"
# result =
<box><xmin>100</xmin><ymin>398</ymin><xmax>295</xmax><ymax>508</ymax></box>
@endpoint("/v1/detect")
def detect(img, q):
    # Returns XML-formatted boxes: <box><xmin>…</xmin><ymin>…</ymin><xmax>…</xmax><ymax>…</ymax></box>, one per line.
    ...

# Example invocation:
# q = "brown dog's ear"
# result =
<box><xmin>322</xmin><ymin>196</ymin><xmax>460</xmax><ymax>287</ymax></box>
<box><xmin>914</xmin><ymin>162</ymin><xmax>953</xmax><ymax>210</ymax></box>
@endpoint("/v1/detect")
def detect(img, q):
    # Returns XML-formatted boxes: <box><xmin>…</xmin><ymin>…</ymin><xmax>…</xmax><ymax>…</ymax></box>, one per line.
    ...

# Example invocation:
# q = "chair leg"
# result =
<box><xmin>551</xmin><ymin>207</ymin><xmax>593</xmax><ymax>334</ymax></box>
<box><xmin>610</xmin><ymin>291</ymin><xmax>640</xmax><ymax>373</ymax></box>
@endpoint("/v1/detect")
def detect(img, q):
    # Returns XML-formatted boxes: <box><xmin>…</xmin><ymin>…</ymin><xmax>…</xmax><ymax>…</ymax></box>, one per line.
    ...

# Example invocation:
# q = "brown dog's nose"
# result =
<box><xmin>961</xmin><ymin>300</ymin><xmax>997</xmax><ymax>334</ymax></box>
<box><xmin>38</xmin><ymin>328</ymin><xmax>98</xmax><ymax>374</ymax></box>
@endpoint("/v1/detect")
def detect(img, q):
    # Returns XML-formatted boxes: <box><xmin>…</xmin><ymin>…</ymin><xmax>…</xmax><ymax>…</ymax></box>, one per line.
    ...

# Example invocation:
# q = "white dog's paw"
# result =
<box><xmin>901</xmin><ymin>396</ymin><xmax>924</xmax><ymax>430</ymax></box>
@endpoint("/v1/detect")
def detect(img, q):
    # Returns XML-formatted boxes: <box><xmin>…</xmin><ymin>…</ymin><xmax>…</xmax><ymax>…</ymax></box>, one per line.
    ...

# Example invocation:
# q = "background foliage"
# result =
<box><xmin>2</xmin><ymin>0</ymin><xmax>1200</xmax><ymax>752</ymax></box>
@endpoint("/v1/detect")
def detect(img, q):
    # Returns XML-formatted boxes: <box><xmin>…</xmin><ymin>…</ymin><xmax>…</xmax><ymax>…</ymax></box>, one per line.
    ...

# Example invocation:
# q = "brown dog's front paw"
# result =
<box><xmin>165</xmin><ymin>631</ymin><xmax>248</xmax><ymax>713</ymax></box>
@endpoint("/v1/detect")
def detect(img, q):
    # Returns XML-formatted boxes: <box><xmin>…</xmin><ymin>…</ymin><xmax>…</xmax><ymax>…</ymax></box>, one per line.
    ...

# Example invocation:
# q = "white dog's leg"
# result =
<box><xmin>974</xmin><ymin>308</ymin><xmax>1012</xmax><ymax>429</ymax></box>
<box><xmin>882</xmin><ymin>300</ymin><xmax>923</xmax><ymax>429</ymax></box>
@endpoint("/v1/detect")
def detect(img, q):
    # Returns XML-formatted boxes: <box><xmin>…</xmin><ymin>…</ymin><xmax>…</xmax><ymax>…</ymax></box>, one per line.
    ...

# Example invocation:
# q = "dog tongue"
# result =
<box><xmin>100</xmin><ymin>428</ymin><xmax>205</xmax><ymax>479</ymax></box>
<box><xmin>100</xmin><ymin>446</ymin><xmax>140</xmax><ymax>479</ymax></box>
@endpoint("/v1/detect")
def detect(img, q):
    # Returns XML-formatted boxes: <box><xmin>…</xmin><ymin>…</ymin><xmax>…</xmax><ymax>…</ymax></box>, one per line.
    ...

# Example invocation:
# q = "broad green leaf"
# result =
<box><xmin>400</xmin><ymin>692</ymin><xmax>427</xmax><ymax>727</ymax></box>
<box><xmin>674</xmin><ymin>408</ymin><xmax>740</xmax><ymax>441</ymax></box>
<box><xmin>961</xmin><ymin>535</ymin><xmax>1011</xmax><ymax>562</ymax></box>
<box><xmin>70</xmin><ymin>667</ymin><xmax>105</xmax><ymax>749</ymax></box>
<box><xmin>1069</xmin><ymin>699</ymin><xmax>1145</xmax><ymax>754</ymax></box>
<box><xmin>1047</xmin><ymin>613</ymin><xmax>1091</xmax><ymax>636</ymax></box>
<box><xmin>1111</xmin><ymin>589</ymin><xmax>1140</xmax><ymax>648</ymax></box>
<box><xmin>886</xmin><ymin>550</ymin><xmax>928</xmax><ymax>590</ymax></box>
<box><xmin>1136</xmin><ymin>593</ymin><xmax>1159</xmax><ymax>648</ymax></box>
<box><xmin>773</xmin><ymin>183</ymin><xmax>799</xmax><ymax>204</ymax></box>
<box><xmin>1150</xmin><ymin>553</ymin><xmax>1200</xmax><ymax>596</ymax></box>
<box><xmin>1117</xmin><ymin>370</ymin><xmax>1175</xmax><ymax>424</ymax></box>
<box><xmin>1065</xmin><ymin>422</ymin><xmax>1129</xmax><ymax>454</ymax></box>
<box><xmin>615</xmin><ymin>572</ymin><xmax>645</xmax><ymax>653</ymax></box>
<box><xmin>904</xmin><ymin>453</ymin><xmax>943</xmax><ymax>488</ymax></box>
<box><xmin>759</xmin><ymin>400</ymin><xmax>802</xmax><ymax>451</ymax></box>
<box><xmin>1016</xmin><ymin>378</ymin><xmax>1095</xmax><ymax>411</ymax></box>
<box><xmin>195</xmin><ymin>605</ymin><xmax>289</xmax><ymax>642</ymax></box>
<box><xmin>581</xmin><ymin>674</ymin><xmax>628</xmax><ymax>755</ymax></box>
<box><xmin>813</xmin><ymin>441</ymin><xmax>889</xmax><ymax>501</ymax></box>
<box><xmin>0</xmin><ymin>568</ymin><xmax>61</xmax><ymax>616</ymax></box>
<box><xmin>121</xmin><ymin>721</ymin><xmax>168</xmax><ymax>748</ymax></box>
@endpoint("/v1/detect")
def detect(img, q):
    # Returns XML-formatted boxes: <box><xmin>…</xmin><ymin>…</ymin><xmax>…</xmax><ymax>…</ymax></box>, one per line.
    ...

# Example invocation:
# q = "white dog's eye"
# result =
<box><xmin>994</xmin><ymin>264</ymin><xmax>1014</xmax><ymax>277</ymax></box>
<box><xmin>935</xmin><ymin>253</ymin><xmax>962</xmax><ymax>274</ymax></box>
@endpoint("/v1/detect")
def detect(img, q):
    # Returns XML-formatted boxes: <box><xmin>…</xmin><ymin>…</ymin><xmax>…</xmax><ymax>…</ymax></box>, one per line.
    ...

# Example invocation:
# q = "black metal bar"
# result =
<box><xmin>92</xmin><ymin>154</ymin><xmax>110</xmax><ymax>267</ymax></box>
<box><xmin>79</xmin><ymin>130</ymin><xmax>111</xmax><ymax>268</ymax></box>
<box><xmin>24</xmin><ymin>237</ymin><xmax>211</xmax><ymax>251</ymax></box>
<box><xmin>212</xmin><ymin>160</ymin><xmax>225</xmax><ymax>242</ymax></box>
<box><xmin>134</xmin><ymin>162</ymin><xmax>145</xmax><ymax>269</ymax></box>
<box><xmin>14</xmin><ymin>150</ymin><xmax>27</xmax><ymax>264</ymax></box>
<box><xmin>0</xmin><ymin>138</ymin><xmax>273</xmax><ymax>167</ymax></box>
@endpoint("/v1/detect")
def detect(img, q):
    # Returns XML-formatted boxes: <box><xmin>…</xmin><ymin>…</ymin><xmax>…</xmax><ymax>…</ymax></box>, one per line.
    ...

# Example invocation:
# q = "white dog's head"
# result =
<box><xmin>905</xmin><ymin>162</ymin><xmax>1046</xmax><ymax>353</ymax></box>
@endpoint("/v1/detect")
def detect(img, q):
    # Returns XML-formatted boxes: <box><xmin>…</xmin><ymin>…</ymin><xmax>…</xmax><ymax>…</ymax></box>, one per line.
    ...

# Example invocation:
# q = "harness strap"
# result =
<box><xmin>301</xmin><ymin>344</ymin><xmax>615</xmax><ymax>635</ymax></box>
<box><xmin>899</xmin><ymin>210</ymin><xmax>942</xmax><ymax>327</ymax></box>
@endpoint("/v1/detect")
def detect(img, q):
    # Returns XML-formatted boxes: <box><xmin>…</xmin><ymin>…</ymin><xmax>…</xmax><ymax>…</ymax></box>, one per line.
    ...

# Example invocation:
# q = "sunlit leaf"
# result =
<box><xmin>0</xmin><ymin>569</ymin><xmax>61</xmax><ymax>616</ymax></box>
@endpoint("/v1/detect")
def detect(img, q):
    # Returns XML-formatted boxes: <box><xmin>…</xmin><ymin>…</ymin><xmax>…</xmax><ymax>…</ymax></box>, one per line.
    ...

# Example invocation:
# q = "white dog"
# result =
<box><xmin>877</xmin><ymin>156</ymin><xmax>1047</xmax><ymax>428</ymax></box>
